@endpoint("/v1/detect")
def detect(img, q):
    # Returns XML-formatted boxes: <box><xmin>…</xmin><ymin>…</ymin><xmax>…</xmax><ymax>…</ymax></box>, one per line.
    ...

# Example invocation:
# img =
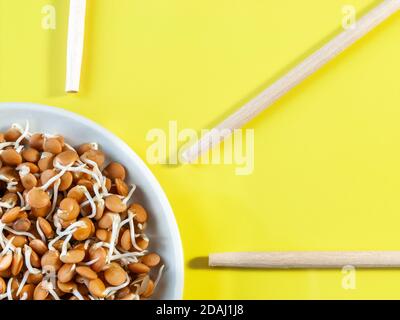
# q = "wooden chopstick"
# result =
<box><xmin>182</xmin><ymin>0</ymin><xmax>400</xmax><ymax>163</ymax></box>
<box><xmin>209</xmin><ymin>251</ymin><xmax>400</xmax><ymax>269</ymax></box>
<box><xmin>65</xmin><ymin>0</ymin><xmax>87</xmax><ymax>93</ymax></box>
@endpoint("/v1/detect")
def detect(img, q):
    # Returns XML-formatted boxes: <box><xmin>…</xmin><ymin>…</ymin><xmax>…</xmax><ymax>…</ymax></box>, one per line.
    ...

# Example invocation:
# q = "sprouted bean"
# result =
<box><xmin>0</xmin><ymin>122</ymin><xmax>164</xmax><ymax>300</ymax></box>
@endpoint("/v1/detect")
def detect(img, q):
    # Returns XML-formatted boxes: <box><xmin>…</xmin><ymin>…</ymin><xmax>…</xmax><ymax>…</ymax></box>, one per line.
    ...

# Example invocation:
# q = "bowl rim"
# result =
<box><xmin>0</xmin><ymin>102</ymin><xmax>185</xmax><ymax>299</ymax></box>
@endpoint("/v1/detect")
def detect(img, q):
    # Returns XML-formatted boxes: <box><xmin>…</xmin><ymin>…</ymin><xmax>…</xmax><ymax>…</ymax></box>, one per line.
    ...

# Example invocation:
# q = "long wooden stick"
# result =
<box><xmin>65</xmin><ymin>0</ymin><xmax>87</xmax><ymax>93</ymax></box>
<box><xmin>209</xmin><ymin>252</ymin><xmax>400</xmax><ymax>268</ymax></box>
<box><xmin>182</xmin><ymin>0</ymin><xmax>400</xmax><ymax>163</ymax></box>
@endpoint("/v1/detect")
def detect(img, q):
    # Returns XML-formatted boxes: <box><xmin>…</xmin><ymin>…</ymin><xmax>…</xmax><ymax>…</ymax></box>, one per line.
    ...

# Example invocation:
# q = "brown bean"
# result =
<box><xmin>128</xmin><ymin>263</ymin><xmax>150</xmax><ymax>274</ymax></box>
<box><xmin>4</xmin><ymin>127</ymin><xmax>21</xmax><ymax>142</ymax></box>
<box><xmin>89</xmin><ymin>247</ymin><xmax>106</xmax><ymax>273</ymax></box>
<box><xmin>0</xmin><ymin>166</ymin><xmax>18</xmax><ymax>181</ymax></box>
<box><xmin>29</xmin><ymin>239</ymin><xmax>48</xmax><ymax>256</ymax></box>
<box><xmin>95</xmin><ymin>229</ymin><xmax>110</xmax><ymax>242</ymax></box>
<box><xmin>60</xmin><ymin>249</ymin><xmax>85</xmax><ymax>264</ymax></box>
<box><xmin>40</xmin><ymin>169</ymin><xmax>57</xmax><ymax>187</ymax></box>
<box><xmin>76</xmin><ymin>266</ymin><xmax>98</xmax><ymax>280</ymax></box>
<box><xmin>129</xmin><ymin>203</ymin><xmax>148</xmax><ymax>223</ymax></box>
<box><xmin>20</xmin><ymin>162</ymin><xmax>39</xmax><ymax>174</ymax></box>
<box><xmin>141</xmin><ymin>280</ymin><xmax>154</xmax><ymax>298</ymax></box>
<box><xmin>38</xmin><ymin>154</ymin><xmax>54</xmax><ymax>172</ymax></box>
<box><xmin>41</xmin><ymin>250</ymin><xmax>62</xmax><ymax>272</ymax></box>
<box><xmin>1</xmin><ymin>206</ymin><xmax>24</xmax><ymax>223</ymax></box>
<box><xmin>0</xmin><ymin>149</ymin><xmax>22</xmax><ymax>166</ymax></box>
<box><xmin>141</xmin><ymin>253</ymin><xmax>161</xmax><ymax>267</ymax></box>
<box><xmin>27</xmin><ymin>188</ymin><xmax>50</xmax><ymax>208</ymax></box>
<box><xmin>80</xmin><ymin>149</ymin><xmax>105</xmax><ymax>167</ymax></box>
<box><xmin>120</xmin><ymin>229</ymin><xmax>132</xmax><ymax>251</ymax></box>
<box><xmin>29</xmin><ymin>133</ymin><xmax>44</xmax><ymax>151</ymax></box>
<box><xmin>33</xmin><ymin>282</ymin><xmax>49</xmax><ymax>300</ymax></box>
<box><xmin>77</xmin><ymin>143</ymin><xmax>95</xmax><ymax>156</ymax></box>
<box><xmin>18</xmin><ymin>211</ymin><xmax>28</xmax><ymax>220</ymax></box>
<box><xmin>1</xmin><ymin>192</ymin><xmax>18</xmax><ymax>206</ymax></box>
<box><xmin>37</xmin><ymin>217</ymin><xmax>54</xmax><ymax>238</ymax></box>
<box><xmin>27</xmin><ymin>273</ymin><xmax>43</xmax><ymax>285</ymax></box>
<box><xmin>55</xmin><ymin>135</ymin><xmax>65</xmax><ymax>147</ymax></box>
<box><xmin>54</xmin><ymin>150</ymin><xmax>78</xmax><ymax>166</ymax></box>
<box><xmin>103</xmin><ymin>162</ymin><xmax>126</xmax><ymax>180</ymax></box>
<box><xmin>43</xmin><ymin>138</ymin><xmax>62</xmax><ymax>154</ymax></box>
<box><xmin>13</xmin><ymin>217</ymin><xmax>31</xmax><ymax>232</ymax></box>
<box><xmin>136</xmin><ymin>237</ymin><xmax>149</xmax><ymax>251</ymax></box>
<box><xmin>98</xmin><ymin>212</ymin><xmax>116</xmax><ymax>229</ymax></box>
<box><xmin>19</xmin><ymin>284</ymin><xmax>34</xmax><ymax>300</ymax></box>
<box><xmin>105</xmin><ymin>178</ymin><xmax>112</xmax><ymax>191</ymax></box>
<box><xmin>59</xmin><ymin>218</ymin><xmax>77</xmax><ymax>229</ymax></box>
<box><xmin>115</xmin><ymin>287</ymin><xmax>131</xmax><ymax>299</ymax></box>
<box><xmin>73</xmin><ymin>243</ymin><xmax>86</xmax><ymax>251</ymax></box>
<box><xmin>30</xmin><ymin>249</ymin><xmax>41</xmax><ymax>268</ymax></box>
<box><xmin>21</xmin><ymin>173</ymin><xmax>37</xmax><ymax>190</ymax></box>
<box><xmin>88</xmin><ymin>278</ymin><xmax>106</xmax><ymax>298</ymax></box>
<box><xmin>31</xmin><ymin>203</ymin><xmax>50</xmax><ymax>218</ymax></box>
<box><xmin>58</xmin><ymin>197</ymin><xmax>80</xmax><ymax>220</ymax></box>
<box><xmin>105</xmin><ymin>195</ymin><xmax>126</xmax><ymax>213</ymax></box>
<box><xmin>58</xmin><ymin>263</ymin><xmax>76</xmax><ymax>283</ymax></box>
<box><xmin>115</xmin><ymin>178</ymin><xmax>129</xmax><ymax>196</ymax></box>
<box><xmin>8</xmin><ymin>235</ymin><xmax>27</xmax><ymax>248</ymax></box>
<box><xmin>104</xmin><ymin>263</ymin><xmax>127</xmax><ymax>286</ymax></box>
<box><xmin>52</xmin><ymin>239</ymin><xmax>69</xmax><ymax>252</ymax></box>
<box><xmin>11</xmin><ymin>249</ymin><xmax>23</xmax><ymax>276</ymax></box>
<box><xmin>66</xmin><ymin>185</ymin><xmax>85</xmax><ymax>203</ymax></box>
<box><xmin>77</xmin><ymin>179</ymin><xmax>94</xmax><ymax>192</ymax></box>
<box><xmin>57</xmin><ymin>280</ymin><xmax>77</xmax><ymax>293</ymax></box>
<box><xmin>73</xmin><ymin>217</ymin><xmax>93</xmax><ymax>241</ymax></box>
<box><xmin>58</xmin><ymin>172</ymin><xmax>73</xmax><ymax>191</ymax></box>
<box><xmin>0</xmin><ymin>252</ymin><xmax>13</xmax><ymax>271</ymax></box>
<box><xmin>21</xmin><ymin>148</ymin><xmax>40</xmax><ymax>163</ymax></box>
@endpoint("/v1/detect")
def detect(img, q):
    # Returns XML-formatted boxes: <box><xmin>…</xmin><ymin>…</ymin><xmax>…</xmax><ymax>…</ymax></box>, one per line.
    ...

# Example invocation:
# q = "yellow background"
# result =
<box><xmin>0</xmin><ymin>0</ymin><xmax>399</xmax><ymax>299</ymax></box>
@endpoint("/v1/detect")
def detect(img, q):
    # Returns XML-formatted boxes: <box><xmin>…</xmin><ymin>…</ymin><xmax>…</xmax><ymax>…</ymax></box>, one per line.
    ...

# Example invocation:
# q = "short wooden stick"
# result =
<box><xmin>182</xmin><ymin>0</ymin><xmax>400</xmax><ymax>163</ymax></box>
<box><xmin>65</xmin><ymin>0</ymin><xmax>87</xmax><ymax>93</ymax></box>
<box><xmin>209</xmin><ymin>251</ymin><xmax>400</xmax><ymax>268</ymax></box>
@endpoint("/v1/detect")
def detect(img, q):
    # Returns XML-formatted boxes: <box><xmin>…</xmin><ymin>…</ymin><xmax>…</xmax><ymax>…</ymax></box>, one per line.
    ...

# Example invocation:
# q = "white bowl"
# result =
<box><xmin>0</xmin><ymin>102</ymin><xmax>184</xmax><ymax>300</ymax></box>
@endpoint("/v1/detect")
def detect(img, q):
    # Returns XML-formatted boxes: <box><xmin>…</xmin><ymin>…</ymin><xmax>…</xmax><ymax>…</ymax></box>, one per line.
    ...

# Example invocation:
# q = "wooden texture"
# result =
<box><xmin>182</xmin><ymin>0</ymin><xmax>400</xmax><ymax>163</ymax></box>
<box><xmin>65</xmin><ymin>0</ymin><xmax>87</xmax><ymax>93</ymax></box>
<box><xmin>209</xmin><ymin>251</ymin><xmax>400</xmax><ymax>268</ymax></box>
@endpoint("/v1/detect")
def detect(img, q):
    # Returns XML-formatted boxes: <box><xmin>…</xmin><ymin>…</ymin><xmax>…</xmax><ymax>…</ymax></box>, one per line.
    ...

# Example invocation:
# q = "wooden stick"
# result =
<box><xmin>65</xmin><ymin>0</ymin><xmax>87</xmax><ymax>93</ymax></box>
<box><xmin>182</xmin><ymin>0</ymin><xmax>400</xmax><ymax>163</ymax></box>
<box><xmin>209</xmin><ymin>251</ymin><xmax>400</xmax><ymax>268</ymax></box>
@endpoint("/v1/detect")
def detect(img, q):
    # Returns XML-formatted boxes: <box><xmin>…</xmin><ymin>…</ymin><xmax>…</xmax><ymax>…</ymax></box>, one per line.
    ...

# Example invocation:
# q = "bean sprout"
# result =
<box><xmin>23</xmin><ymin>245</ymin><xmax>41</xmax><ymax>274</ymax></box>
<box><xmin>3</xmin><ymin>226</ymin><xmax>36</xmax><ymax>239</ymax></box>
<box><xmin>122</xmin><ymin>184</ymin><xmax>136</xmax><ymax>205</ymax></box>
<box><xmin>36</xmin><ymin>220</ymin><xmax>47</xmax><ymax>243</ymax></box>
<box><xmin>46</xmin><ymin>178</ymin><xmax>61</xmax><ymax>219</ymax></box>
<box><xmin>128</xmin><ymin>212</ymin><xmax>144</xmax><ymax>251</ymax></box>
<box><xmin>6</xmin><ymin>277</ymin><xmax>14</xmax><ymax>300</ymax></box>
<box><xmin>16</xmin><ymin>270</ymin><xmax>30</xmax><ymax>296</ymax></box>
<box><xmin>107</xmin><ymin>215</ymin><xmax>121</xmax><ymax>263</ymax></box>
<box><xmin>14</xmin><ymin>121</ymin><xmax>30</xmax><ymax>151</ymax></box>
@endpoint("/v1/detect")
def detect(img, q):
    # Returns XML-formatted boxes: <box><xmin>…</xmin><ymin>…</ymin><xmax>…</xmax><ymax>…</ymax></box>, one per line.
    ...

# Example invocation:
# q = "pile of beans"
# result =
<box><xmin>0</xmin><ymin>123</ymin><xmax>164</xmax><ymax>300</ymax></box>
